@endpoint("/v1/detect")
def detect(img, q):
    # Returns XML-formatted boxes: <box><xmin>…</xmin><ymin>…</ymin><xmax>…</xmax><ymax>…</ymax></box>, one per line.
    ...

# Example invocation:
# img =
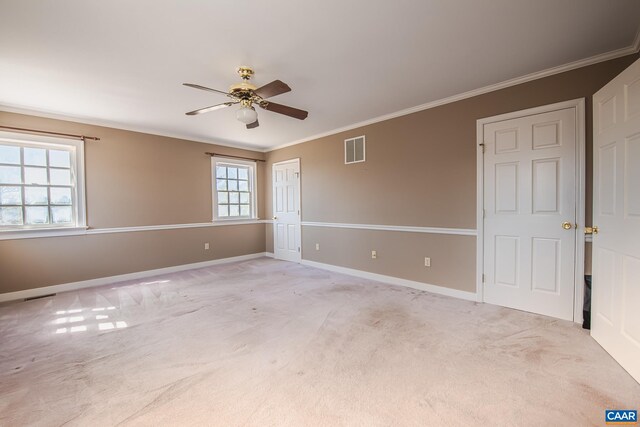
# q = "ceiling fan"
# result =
<box><xmin>183</xmin><ymin>66</ymin><xmax>308</xmax><ymax>129</ymax></box>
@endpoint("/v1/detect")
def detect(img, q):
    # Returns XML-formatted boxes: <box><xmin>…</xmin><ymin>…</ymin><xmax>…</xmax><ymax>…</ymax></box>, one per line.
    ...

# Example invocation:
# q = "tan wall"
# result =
<box><xmin>0</xmin><ymin>112</ymin><xmax>266</xmax><ymax>294</ymax></box>
<box><xmin>302</xmin><ymin>227</ymin><xmax>476</xmax><ymax>292</ymax></box>
<box><xmin>266</xmin><ymin>53</ymin><xmax>639</xmax><ymax>290</ymax></box>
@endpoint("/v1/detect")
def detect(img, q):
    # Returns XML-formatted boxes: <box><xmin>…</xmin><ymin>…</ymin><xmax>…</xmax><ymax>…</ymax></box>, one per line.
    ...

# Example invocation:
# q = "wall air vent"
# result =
<box><xmin>345</xmin><ymin>135</ymin><xmax>365</xmax><ymax>164</ymax></box>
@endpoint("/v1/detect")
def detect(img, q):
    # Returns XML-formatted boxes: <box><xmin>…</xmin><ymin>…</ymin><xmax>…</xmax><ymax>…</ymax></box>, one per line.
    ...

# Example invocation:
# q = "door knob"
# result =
<box><xmin>272</xmin><ymin>216</ymin><xmax>277</xmax><ymax>220</ymax></box>
<box><xmin>584</xmin><ymin>226</ymin><xmax>599</xmax><ymax>235</ymax></box>
<box><xmin>562</xmin><ymin>221</ymin><xmax>573</xmax><ymax>230</ymax></box>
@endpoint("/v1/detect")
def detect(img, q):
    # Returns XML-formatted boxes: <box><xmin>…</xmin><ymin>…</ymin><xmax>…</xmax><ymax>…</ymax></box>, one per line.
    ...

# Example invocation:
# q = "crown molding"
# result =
<box><xmin>268</xmin><ymin>41</ymin><xmax>640</xmax><ymax>152</ymax></box>
<box><xmin>0</xmin><ymin>103</ymin><xmax>265</xmax><ymax>152</ymax></box>
<box><xmin>2</xmin><ymin>34</ymin><xmax>639</xmax><ymax>155</ymax></box>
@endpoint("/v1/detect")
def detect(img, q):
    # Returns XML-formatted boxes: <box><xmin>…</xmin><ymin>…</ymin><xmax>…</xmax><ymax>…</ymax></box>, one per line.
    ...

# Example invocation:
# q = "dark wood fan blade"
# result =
<box><xmin>254</xmin><ymin>80</ymin><xmax>291</xmax><ymax>99</ymax></box>
<box><xmin>246</xmin><ymin>119</ymin><xmax>259</xmax><ymax>129</ymax></box>
<box><xmin>186</xmin><ymin>102</ymin><xmax>235</xmax><ymax>116</ymax></box>
<box><xmin>183</xmin><ymin>83</ymin><xmax>229</xmax><ymax>96</ymax></box>
<box><xmin>260</xmin><ymin>101</ymin><xmax>308</xmax><ymax>120</ymax></box>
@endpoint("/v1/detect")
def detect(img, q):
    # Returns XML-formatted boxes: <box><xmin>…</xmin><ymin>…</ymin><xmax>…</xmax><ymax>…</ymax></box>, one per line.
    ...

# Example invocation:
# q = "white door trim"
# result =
<box><xmin>272</xmin><ymin>158</ymin><xmax>302</xmax><ymax>262</ymax></box>
<box><xmin>476</xmin><ymin>98</ymin><xmax>586</xmax><ymax>322</ymax></box>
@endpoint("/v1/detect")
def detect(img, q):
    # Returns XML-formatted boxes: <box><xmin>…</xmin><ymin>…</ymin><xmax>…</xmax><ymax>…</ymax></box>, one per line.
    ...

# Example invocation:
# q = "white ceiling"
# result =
<box><xmin>1</xmin><ymin>1</ymin><xmax>639</xmax><ymax>151</ymax></box>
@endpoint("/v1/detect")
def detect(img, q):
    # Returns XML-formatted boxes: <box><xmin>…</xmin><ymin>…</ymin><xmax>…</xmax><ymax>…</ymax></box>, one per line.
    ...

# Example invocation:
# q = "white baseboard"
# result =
<box><xmin>265</xmin><ymin>252</ymin><xmax>275</xmax><ymax>258</ymax></box>
<box><xmin>301</xmin><ymin>259</ymin><xmax>478</xmax><ymax>302</ymax></box>
<box><xmin>0</xmin><ymin>252</ymin><xmax>268</xmax><ymax>303</ymax></box>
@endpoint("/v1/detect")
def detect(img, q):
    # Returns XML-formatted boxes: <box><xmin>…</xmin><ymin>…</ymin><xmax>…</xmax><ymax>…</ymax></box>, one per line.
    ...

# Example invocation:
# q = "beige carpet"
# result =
<box><xmin>0</xmin><ymin>258</ymin><xmax>638</xmax><ymax>426</ymax></box>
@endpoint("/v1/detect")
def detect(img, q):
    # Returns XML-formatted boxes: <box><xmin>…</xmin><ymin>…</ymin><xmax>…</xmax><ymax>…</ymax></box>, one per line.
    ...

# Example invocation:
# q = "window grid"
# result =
<box><xmin>0</xmin><ymin>143</ymin><xmax>75</xmax><ymax>228</ymax></box>
<box><xmin>216</xmin><ymin>165</ymin><xmax>252</xmax><ymax>218</ymax></box>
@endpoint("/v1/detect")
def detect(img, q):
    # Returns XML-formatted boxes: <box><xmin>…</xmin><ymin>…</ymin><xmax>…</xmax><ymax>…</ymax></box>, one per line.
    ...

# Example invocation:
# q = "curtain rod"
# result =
<box><xmin>0</xmin><ymin>125</ymin><xmax>100</xmax><ymax>141</ymax></box>
<box><xmin>205</xmin><ymin>152</ymin><xmax>265</xmax><ymax>162</ymax></box>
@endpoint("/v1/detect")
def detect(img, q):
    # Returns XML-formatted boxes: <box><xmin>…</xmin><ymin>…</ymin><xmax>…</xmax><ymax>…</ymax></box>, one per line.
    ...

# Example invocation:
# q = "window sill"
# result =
<box><xmin>0</xmin><ymin>226</ymin><xmax>89</xmax><ymax>241</ymax></box>
<box><xmin>211</xmin><ymin>218</ymin><xmax>261</xmax><ymax>224</ymax></box>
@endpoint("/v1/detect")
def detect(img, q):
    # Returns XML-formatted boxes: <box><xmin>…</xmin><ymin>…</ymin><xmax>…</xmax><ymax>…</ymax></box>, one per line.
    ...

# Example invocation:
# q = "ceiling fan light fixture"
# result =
<box><xmin>236</xmin><ymin>105</ymin><xmax>258</xmax><ymax>124</ymax></box>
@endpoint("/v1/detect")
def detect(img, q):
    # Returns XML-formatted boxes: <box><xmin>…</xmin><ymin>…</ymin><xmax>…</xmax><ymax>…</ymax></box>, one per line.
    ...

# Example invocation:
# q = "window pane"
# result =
<box><xmin>227</xmin><ymin>167</ymin><xmax>237</xmax><ymax>179</ymax></box>
<box><xmin>49</xmin><ymin>150</ymin><xmax>70</xmax><ymax>168</ymax></box>
<box><xmin>0</xmin><ymin>206</ymin><xmax>23</xmax><ymax>225</ymax></box>
<box><xmin>51</xmin><ymin>206</ymin><xmax>72</xmax><ymax>224</ymax></box>
<box><xmin>0</xmin><ymin>145</ymin><xmax>21</xmax><ymax>164</ymax></box>
<box><xmin>229</xmin><ymin>205</ymin><xmax>239</xmax><ymax>216</ymax></box>
<box><xmin>228</xmin><ymin>180</ymin><xmax>238</xmax><ymax>191</ymax></box>
<box><xmin>24</xmin><ymin>147</ymin><xmax>47</xmax><ymax>166</ymax></box>
<box><xmin>25</xmin><ymin>187</ymin><xmax>48</xmax><ymax>205</ymax></box>
<box><xmin>216</xmin><ymin>166</ymin><xmax>227</xmax><ymax>178</ymax></box>
<box><xmin>25</xmin><ymin>206</ymin><xmax>49</xmax><ymax>224</ymax></box>
<box><xmin>216</xmin><ymin>179</ymin><xmax>227</xmax><ymax>191</ymax></box>
<box><xmin>218</xmin><ymin>191</ymin><xmax>228</xmax><ymax>204</ymax></box>
<box><xmin>238</xmin><ymin>180</ymin><xmax>249</xmax><ymax>192</ymax></box>
<box><xmin>218</xmin><ymin>205</ymin><xmax>229</xmax><ymax>217</ymax></box>
<box><xmin>50</xmin><ymin>187</ymin><xmax>72</xmax><ymax>205</ymax></box>
<box><xmin>50</xmin><ymin>168</ymin><xmax>71</xmax><ymax>185</ymax></box>
<box><xmin>0</xmin><ymin>186</ymin><xmax>22</xmax><ymax>205</ymax></box>
<box><xmin>238</xmin><ymin>168</ymin><xmax>248</xmax><ymax>180</ymax></box>
<box><xmin>0</xmin><ymin>166</ymin><xmax>21</xmax><ymax>184</ymax></box>
<box><xmin>24</xmin><ymin>167</ymin><xmax>48</xmax><ymax>185</ymax></box>
<box><xmin>229</xmin><ymin>192</ymin><xmax>239</xmax><ymax>204</ymax></box>
<box><xmin>240</xmin><ymin>205</ymin><xmax>250</xmax><ymax>216</ymax></box>
<box><xmin>240</xmin><ymin>192</ymin><xmax>250</xmax><ymax>204</ymax></box>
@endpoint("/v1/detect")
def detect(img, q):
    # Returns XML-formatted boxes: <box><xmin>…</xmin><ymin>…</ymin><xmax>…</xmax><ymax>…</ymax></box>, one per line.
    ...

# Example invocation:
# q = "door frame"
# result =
<box><xmin>475</xmin><ymin>98</ymin><xmax>586</xmax><ymax>322</ymax></box>
<box><xmin>272</xmin><ymin>158</ymin><xmax>302</xmax><ymax>262</ymax></box>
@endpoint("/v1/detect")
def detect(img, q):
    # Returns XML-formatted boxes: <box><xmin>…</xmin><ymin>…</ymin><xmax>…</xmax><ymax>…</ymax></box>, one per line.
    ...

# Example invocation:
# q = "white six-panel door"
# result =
<box><xmin>272</xmin><ymin>159</ymin><xmax>301</xmax><ymax>262</ymax></box>
<box><xmin>592</xmin><ymin>58</ymin><xmax>640</xmax><ymax>383</ymax></box>
<box><xmin>482</xmin><ymin>103</ymin><xmax>581</xmax><ymax>321</ymax></box>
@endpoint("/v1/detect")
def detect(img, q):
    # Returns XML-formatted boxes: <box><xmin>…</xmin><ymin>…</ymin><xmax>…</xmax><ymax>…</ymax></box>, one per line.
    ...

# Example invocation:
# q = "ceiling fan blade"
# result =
<box><xmin>186</xmin><ymin>102</ymin><xmax>235</xmax><ymax>116</ymax></box>
<box><xmin>246</xmin><ymin>119</ymin><xmax>259</xmax><ymax>129</ymax></box>
<box><xmin>254</xmin><ymin>80</ymin><xmax>291</xmax><ymax>99</ymax></box>
<box><xmin>260</xmin><ymin>101</ymin><xmax>308</xmax><ymax>120</ymax></box>
<box><xmin>183</xmin><ymin>83</ymin><xmax>230</xmax><ymax>96</ymax></box>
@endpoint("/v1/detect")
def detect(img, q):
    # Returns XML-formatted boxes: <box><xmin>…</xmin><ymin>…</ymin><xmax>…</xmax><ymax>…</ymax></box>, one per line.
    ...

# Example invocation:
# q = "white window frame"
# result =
<box><xmin>0</xmin><ymin>131</ymin><xmax>87</xmax><ymax>237</ymax></box>
<box><xmin>211</xmin><ymin>157</ymin><xmax>257</xmax><ymax>221</ymax></box>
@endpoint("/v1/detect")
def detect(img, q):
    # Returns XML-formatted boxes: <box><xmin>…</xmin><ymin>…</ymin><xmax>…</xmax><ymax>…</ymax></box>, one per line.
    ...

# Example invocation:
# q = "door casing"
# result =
<box><xmin>476</xmin><ymin>98</ymin><xmax>586</xmax><ymax>322</ymax></box>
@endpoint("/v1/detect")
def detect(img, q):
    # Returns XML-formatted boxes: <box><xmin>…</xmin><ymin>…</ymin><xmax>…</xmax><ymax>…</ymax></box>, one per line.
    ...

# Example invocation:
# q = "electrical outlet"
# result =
<box><xmin>424</xmin><ymin>257</ymin><xmax>431</xmax><ymax>267</ymax></box>
<box><xmin>315</xmin><ymin>243</ymin><xmax>320</xmax><ymax>250</ymax></box>
<box><xmin>371</xmin><ymin>250</ymin><xmax>377</xmax><ymax>259</ymax></box>
<box><xmin>204</xmin><ymin>243</ymin><xmax>210</xmax><ymax>250</ymax></box>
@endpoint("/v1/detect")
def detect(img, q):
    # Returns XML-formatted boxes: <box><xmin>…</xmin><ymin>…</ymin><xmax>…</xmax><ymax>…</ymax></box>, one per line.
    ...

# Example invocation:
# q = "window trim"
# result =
<box><xmin>211</xmin><ymin>156</ymin><xmax>257</xmax><ymax>222</ymax></box>
<box><xmin>0</xmin><ymin>131</ymin><xmax>87</xmax><ymax>234</ymax></box>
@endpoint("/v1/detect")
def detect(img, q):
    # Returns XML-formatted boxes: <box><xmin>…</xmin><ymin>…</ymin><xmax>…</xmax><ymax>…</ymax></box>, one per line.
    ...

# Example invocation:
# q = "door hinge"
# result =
<box><xmin>479</xmin><ymin>143</ymin><xmax>486</xmax><ymax>153</ymax></box>
<box><xmin>482</xmin><ymin>274</ymin><xmax>485</xmax><ymax>283</ymax></box>
<box><xmin>298</xmin><ymin>247</ymin><xmax>301</xmax><ymax>252</ymax></box>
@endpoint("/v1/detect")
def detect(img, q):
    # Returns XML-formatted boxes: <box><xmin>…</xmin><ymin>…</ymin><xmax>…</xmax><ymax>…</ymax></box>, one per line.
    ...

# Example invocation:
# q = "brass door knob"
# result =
<box><xmin>562</xmin><ymin>221</ymin><xmax>573</xmax><ymax>230</ymax></box>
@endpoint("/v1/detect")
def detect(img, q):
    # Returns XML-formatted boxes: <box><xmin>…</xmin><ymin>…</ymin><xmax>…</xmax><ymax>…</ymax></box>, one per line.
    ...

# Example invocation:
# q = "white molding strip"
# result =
<box><xmin>2</xmin><ymin>37</ymin><xmax>638</xmax><ymax>155</ymax></box>
<box><xmin>301</xmin><ymin>259</ymin><xmax>477</xmax><ymax>302</ymax></box>
<box><xmin>0</xmin><ymin>252</ymin><xmax>268</xmax><ymax>303</ymax></box>
<box><xmin>301</xmin><ymin>221</ymin><xmax>476</xmax><ymax>236</ymax></box>
<box><xmin>0</xmin><ymin>103</ymin><xmax>265</xmax><ymax>152</ymax></box>
<box><xmin>0</xmin><ymin>219</ymin><xmax>269</xmax><ymax>241</ymax></box>
<box><xmin>269</xmin><ymin>43</ymin><xmax>640</xmax><ymax>151</ymax></box>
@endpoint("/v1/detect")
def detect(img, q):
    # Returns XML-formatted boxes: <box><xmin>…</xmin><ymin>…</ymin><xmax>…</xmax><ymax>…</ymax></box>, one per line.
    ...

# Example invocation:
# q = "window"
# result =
<box><xmin>0</xmin><ymin>131</ymin><xmax>86</xmax><ymax>231</ymax></box>
<box><xmin>212</xmin><ymin>157</ymin><xmax>256</xmax><ymax>220</ymax></box>
<box><xmin>345</xmin><ymin>135</ymin><xmax>365</xmax><ymax>164</ymax></box>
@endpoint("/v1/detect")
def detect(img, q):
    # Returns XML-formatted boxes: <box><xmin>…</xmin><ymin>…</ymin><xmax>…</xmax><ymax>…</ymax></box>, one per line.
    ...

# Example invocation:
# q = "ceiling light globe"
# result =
<box><xmin>236</xmin><ymin>106</ymin><xmax>257</xmax><ymax>124</ymax></box>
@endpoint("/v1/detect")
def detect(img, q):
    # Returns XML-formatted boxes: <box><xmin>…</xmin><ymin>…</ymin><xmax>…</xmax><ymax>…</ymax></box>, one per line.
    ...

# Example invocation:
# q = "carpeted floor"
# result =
<box><xmin>0</xmin><ymin>258</ymin><xmax>638</xmax><ymax>426</ymax></box>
